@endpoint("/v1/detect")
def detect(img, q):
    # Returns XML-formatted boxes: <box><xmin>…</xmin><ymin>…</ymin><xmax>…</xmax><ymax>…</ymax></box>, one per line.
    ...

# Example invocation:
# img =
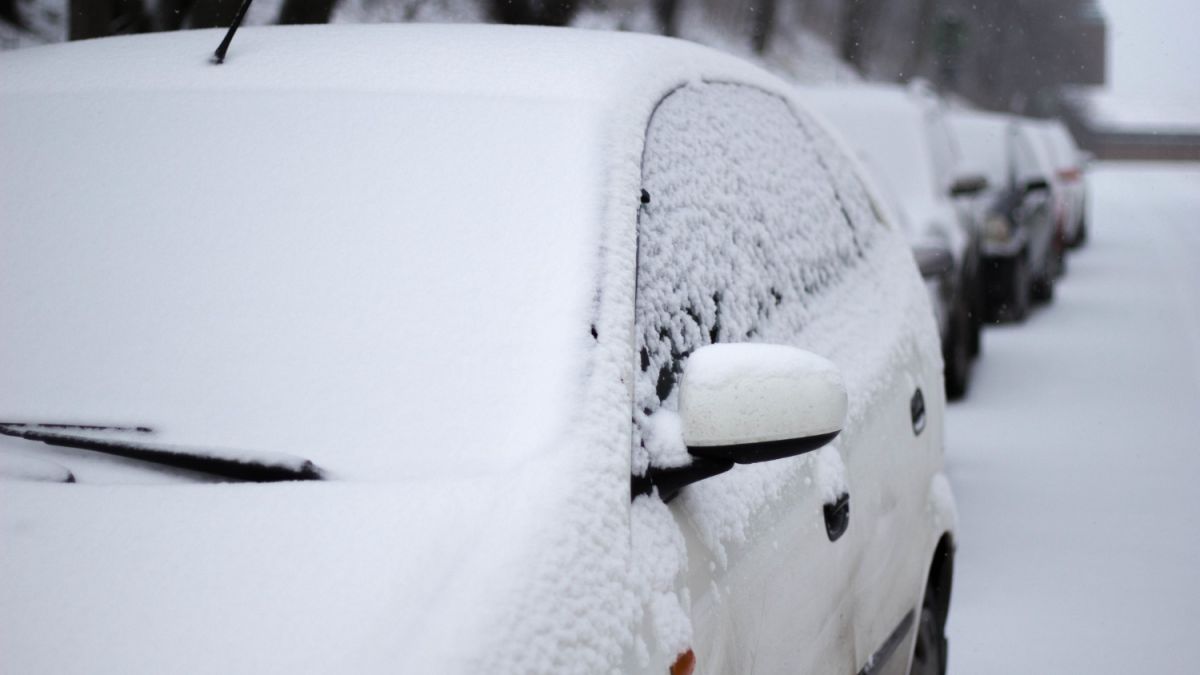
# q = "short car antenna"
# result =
<box><xmin>211</xmin><ymin>0</ymin><xmax>255</xmax><ymax>64</ymax></box>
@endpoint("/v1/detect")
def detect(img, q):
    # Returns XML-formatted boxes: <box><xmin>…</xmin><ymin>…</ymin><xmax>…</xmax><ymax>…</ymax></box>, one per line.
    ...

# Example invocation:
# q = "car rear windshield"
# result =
<box><xmin>950</xmin><ymin>114</ymin><xmax>1010</xmax><ymax>191</ymax></box>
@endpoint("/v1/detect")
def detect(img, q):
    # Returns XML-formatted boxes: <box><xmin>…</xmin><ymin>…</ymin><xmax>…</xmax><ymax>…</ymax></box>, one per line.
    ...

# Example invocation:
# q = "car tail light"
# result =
<box><xmin>670</xmin><ymin>649</ymin><xmax>696</xmax><ymax>675</ymax></box>
<box><xmin>1057</xmin><ymin>167</ymin><xmax>1081</xmax><ymax>182</ymax></box>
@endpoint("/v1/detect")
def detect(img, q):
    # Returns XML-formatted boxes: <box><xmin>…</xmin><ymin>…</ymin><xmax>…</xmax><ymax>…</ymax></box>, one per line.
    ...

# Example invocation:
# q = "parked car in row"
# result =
<box><xmin>803</xmin><ymin>83</ymin><xmax>986</xmax><ymax>399</ymax></box>
<box><xmin>948</xmin><ymin>110</ymin><xmax>1059</xmax><ymax>321</ymax></box>
<box><xmin>0</xmin><ymin>25</ymin><xmax>957</xmax><ymax>675</ymax></box>
<box><xmin>1036</xmin><ymin>119</ymin><xmax>1090</xmax><ymax>248</ymax></box>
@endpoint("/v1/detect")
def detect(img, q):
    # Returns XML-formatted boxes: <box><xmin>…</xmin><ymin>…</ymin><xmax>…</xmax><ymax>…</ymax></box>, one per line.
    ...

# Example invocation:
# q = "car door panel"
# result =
<box><xmin>681</xmin><ymin>457</ymin><xmax>856</xmax><ymax>673</ymax></box>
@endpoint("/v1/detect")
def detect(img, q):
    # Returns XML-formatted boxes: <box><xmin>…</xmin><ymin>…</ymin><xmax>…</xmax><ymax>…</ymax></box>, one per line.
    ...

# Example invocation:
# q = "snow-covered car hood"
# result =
<box><xmin>0</xmin><ymin>470</ymin><xmax>565</xmax><ymax>673</ymax></box>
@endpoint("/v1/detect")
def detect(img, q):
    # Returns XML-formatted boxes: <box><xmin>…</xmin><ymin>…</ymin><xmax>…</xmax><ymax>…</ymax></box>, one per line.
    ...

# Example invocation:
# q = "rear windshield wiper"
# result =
<box><xmin>0</xmin><ymin>422</ymin><xmax>323</xmax><ymax>482</ymax></box>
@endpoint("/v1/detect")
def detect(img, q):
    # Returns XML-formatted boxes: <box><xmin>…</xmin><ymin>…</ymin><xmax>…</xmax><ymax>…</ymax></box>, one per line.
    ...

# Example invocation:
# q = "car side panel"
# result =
<box><xmin>633</xmin><ymin>81</ymin><xmax>862</xmax><ymax>672</ymax></box>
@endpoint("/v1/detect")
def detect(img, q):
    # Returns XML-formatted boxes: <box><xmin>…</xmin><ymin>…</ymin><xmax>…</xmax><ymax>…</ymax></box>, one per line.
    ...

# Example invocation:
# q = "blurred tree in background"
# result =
<box><xmin>490</xmin><ymin>0</ymin><xmax>577</xmax><ymax>26</ymax></box>
<box><xmin>277</xmin><ymin>0</ymin><xmax>338</xmax><ymax>24</ymax></box>
<box><xmin>27</xmin><ymin>0</ymin><xmax>1103</xmax><ymax>116</ymax></box>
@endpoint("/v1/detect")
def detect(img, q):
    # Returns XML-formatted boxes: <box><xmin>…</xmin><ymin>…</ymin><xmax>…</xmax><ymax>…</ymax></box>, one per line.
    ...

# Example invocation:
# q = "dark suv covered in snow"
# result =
<box><xmin>949</xmin><ymin>110</ymin><xmax>1059</xmax><ymax>321</ymax></box>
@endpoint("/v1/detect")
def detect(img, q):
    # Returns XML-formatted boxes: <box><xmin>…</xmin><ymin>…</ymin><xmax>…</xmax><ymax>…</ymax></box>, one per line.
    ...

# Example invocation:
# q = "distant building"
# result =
<box><xmin>1059</xmin><ymin>88</ymin><xmax>1200</xmax><ymax>161</ymax></box>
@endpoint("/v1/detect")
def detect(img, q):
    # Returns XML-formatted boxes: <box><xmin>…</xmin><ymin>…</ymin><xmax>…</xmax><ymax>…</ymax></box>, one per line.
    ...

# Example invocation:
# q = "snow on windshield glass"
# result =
<box><xmin>0</xmin><ymin>90</ymin><xmax>604</xmax><ymax>480</ymax></box>
<box><xmin>950</xmin><ymin>112</ymin><xmax>1011</xmax><ymax>190</ymax></box>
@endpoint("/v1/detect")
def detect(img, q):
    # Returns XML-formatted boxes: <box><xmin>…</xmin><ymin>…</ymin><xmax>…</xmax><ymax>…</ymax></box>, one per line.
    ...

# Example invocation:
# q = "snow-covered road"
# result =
<box><xmin>946</xmin><ymin>163</ymin><xmax>1200</xmax><ymax>673</ymax></box>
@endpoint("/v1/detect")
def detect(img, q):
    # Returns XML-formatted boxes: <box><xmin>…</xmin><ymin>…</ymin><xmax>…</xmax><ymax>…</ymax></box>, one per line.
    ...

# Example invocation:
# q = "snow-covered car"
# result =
<box><xmin>1021</xmin><ymin>118</ymin><xmax>1073</xmax><ymax>283</ymax></box>
<box><xmin>0</xmin><ymin>25</ymin><xmax>957</xmax><ymax>675</ymax></box>
<box><xmin>802</xmin><ymin>83</ymin><xmax>986</xmax><ymax>400</ymax></box>
<box><xmin>948</xmin><ymin>110</ymin><xmax>1058</xmax><ymax>321</ymax></box>
<box><xmin>1036</xmin><ymin>119</ymin><xmax>1089</xmax><ymax>248</ymax></box>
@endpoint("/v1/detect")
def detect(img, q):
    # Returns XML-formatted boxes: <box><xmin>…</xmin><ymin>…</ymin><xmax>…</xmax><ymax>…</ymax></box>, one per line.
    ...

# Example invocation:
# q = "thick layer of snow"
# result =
<box><xmin>0</xmin><ymin>24</ymin><xmax>771</xmax><ymax>99</ymax></box>
<box><xmin>0</xmin><ymin>25</ymin><xmax>829</xmax><ymax>675</ymax></box>
<box><xmin>675</xmin><ymin>233</ymin><xmax>936</xmax><ymax>561</ymax></box>
<box><xmin>633</xmin><ymin>82</ymin><xmax>881</xmax><ymax>471</ymax></box>
<box><xmin>2</xmin><ymin>25</ymin><xmax>950</xmax><ymax>674</ymax></box>
<box><xmin>681</xmin><ymin>343</ymin><xmax>849</xmax><ymax>444</ymax></box>
<box><xmin>0</xmin><ymin>476</ymin><xmax>566</xmax><ymax>673</ymax></box>
<box><xmin>947</xmin><ymin>163</ymin><xmax>1200</xmax><ymax>673</ymax></box>
<box><xmin>624</xmin><ymin>76</ymin><xmax>947</xmax><ymax>674</ymax></box>
<box><xmin>1</xmin><ymin>86</ymin><xmax>603</xmax><ymax>481</ymax></box>
<box><xmin>947</xmin><ymin>110</ymin><xmax>1013</xmax><ymax>194</ymax></box>
<box><xmin>680</xmin><ymin>344</ymin><xmax>846</xmax><ymax>447</ymax></box>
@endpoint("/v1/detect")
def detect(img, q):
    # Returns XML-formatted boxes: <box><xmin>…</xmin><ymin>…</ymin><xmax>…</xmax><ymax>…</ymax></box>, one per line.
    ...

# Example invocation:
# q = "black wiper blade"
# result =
<box><xmin>0</xmin><ymin>422</ymin><xmax>323</xmax><ymax>482</ymax></box>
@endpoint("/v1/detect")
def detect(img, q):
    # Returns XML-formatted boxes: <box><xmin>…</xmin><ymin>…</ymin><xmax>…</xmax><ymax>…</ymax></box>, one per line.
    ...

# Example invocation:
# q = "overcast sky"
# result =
<box><xmin>1099</xmin><ymin>0</ymin><xmax>1200</xmax><ymax>104</ymax></box>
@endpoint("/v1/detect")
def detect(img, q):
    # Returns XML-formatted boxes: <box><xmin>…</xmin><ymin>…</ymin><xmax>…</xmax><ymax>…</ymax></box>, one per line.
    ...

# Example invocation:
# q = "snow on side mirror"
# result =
<box><xmin>680</xmin><ymin>343</ymin><xmax>847</xmax><ymax>464</ymax></box>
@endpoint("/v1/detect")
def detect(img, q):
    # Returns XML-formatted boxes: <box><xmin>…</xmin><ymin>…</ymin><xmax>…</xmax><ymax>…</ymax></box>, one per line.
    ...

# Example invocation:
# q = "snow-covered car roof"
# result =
<box><xmin>0</xmin><ymin>22</ymin><xmax>776</xmax><ymax>101</ymax></box>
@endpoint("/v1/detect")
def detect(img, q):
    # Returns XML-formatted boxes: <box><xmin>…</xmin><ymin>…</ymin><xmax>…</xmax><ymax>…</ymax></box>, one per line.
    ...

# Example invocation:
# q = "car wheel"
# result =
<box><xmin>1005</xmin><ymin>255</ymin><xmax>1031</xmax><ymax>323</ymax></box>
<box><xmin>1073</xmin><ymin>216</ymin><xmax>1088</xmax><ymax>248</ymax></box>
<box><xmin>943</xmin><ymin>305</ymin><xmax>971</xmax><ymax>401</ymax></box>
<box><xmin>968</xmin><ymin>278</ymin><xmax>983</xmax><ymax>357</ymax></box>
<box><xmin>909</xmin><ymin>602</ymin><xmax>948</xmax><ymax>675</ymax></box>
<box><xmin>1031</xmin><ymin>266</ymin><xmax>1055</xmax><ymax>304</ymax></box>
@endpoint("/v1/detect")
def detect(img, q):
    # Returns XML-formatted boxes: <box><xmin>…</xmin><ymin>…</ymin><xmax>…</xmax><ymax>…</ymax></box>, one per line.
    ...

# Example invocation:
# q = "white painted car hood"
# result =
<box><xmin>0</xmin><ymin>472</ymin><xmax>559</xmax><ymax>673</ymax></box>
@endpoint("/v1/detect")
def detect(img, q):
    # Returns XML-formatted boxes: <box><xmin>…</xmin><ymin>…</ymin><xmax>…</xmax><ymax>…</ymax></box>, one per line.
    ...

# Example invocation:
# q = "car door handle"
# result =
<box><xmin>823</xmin><ymin>492</ymin><xmax>850</xmax><ymax>542</ymax></box>
<box><xmin>911</xmin><ymin>387</ymin><xmax>926</xmax><ymax>436</ymax></box>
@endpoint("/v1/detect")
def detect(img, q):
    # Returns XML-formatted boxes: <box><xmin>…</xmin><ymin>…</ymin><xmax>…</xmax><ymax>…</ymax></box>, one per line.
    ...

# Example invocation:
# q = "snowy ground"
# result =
<box><xmin>946</xmin><ymin>162</ymin><xmax>1200</xmax><ymax>673</ymax></box>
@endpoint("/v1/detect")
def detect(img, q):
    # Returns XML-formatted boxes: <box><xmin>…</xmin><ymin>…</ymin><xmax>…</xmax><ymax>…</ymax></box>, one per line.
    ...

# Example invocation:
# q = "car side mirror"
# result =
<box><xmin>912</xmin><ymin>245</ymin><xmax>954</xmax><ymax>279</ymax></box>
<box><xmin>1022</xmin><ymin>177</ymin><xmax>1049</xmax><ymax>193</ymax></box>
<box><xmin>949</xmin><ymin>174</ymin><xmax>988</xmax><ymax>197</ymax></box>
<box><xmin>632</xmin><ymin>344</ymin><xmax>847</xmax><ymax>502</ymax></box>
<box><xmin>681</xmin><ymin>343</ymin><xmax>847</xmax><ymax>463</ymax></box>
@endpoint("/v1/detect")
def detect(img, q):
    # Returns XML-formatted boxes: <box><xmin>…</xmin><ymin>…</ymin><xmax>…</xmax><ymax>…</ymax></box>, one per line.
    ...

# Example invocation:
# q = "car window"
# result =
<box><xmin>632</xmin><ymin>82</ymin><xmax>884</xmax><ymax>470</ymax></box>
<box><xmin>925</xmin><ymin>109</ymin><xmax>960</xmax><ymax>193</ymax></box>
<box><xmin>1011</xmin><ymin>125</ymin><xmax>1042</xmax><ymax>184</ymax></box>
<box><xmin>1019</xmin><ymin>124</ymin><xmax>1057</xmax><ymax>181</ymax></box>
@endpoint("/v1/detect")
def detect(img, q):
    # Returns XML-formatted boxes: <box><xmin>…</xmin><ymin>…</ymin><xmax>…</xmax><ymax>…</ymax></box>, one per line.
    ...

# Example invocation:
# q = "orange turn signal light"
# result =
<box><xmin>670</xmin><ymin>648</ymin><xmax>696</xmax><ymax>675</ymax></box>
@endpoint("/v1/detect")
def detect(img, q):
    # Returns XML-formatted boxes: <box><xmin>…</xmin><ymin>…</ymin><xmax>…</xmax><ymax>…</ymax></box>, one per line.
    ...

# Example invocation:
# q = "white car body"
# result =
<box><xmin>1034</xmin><ymin>119</ymin><xmax>1088</xmax><ymax>244</ymax></box>
<box><xmin>0</xmin><ymin>25</ymin><xmax>956</xmax><ymax>675</ymax></box>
